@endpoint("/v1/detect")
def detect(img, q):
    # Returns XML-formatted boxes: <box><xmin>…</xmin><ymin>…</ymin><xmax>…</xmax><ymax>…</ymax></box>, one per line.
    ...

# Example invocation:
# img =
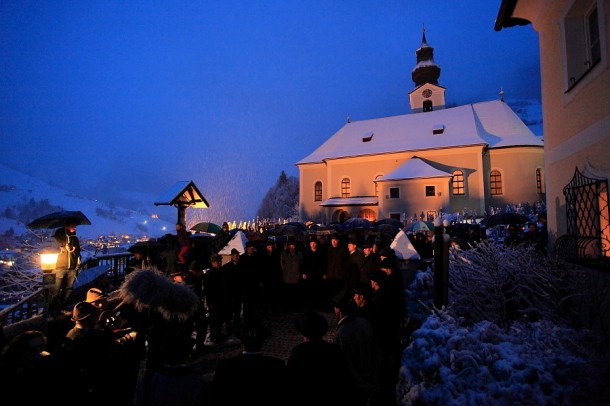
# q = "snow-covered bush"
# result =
<box><xmin>448</xmin><ymin>241</ymin><xmax>580</xmax><ymax>327</ymax></box>
<box><xmin>397</xmin><ymin>312</ymin><xmax>598</xmax><ymax>405</ymax></box>
<box><xmin>398</xmin><ymin>242</ymin><xmax>610</xmax><ymax>404</ymax></box>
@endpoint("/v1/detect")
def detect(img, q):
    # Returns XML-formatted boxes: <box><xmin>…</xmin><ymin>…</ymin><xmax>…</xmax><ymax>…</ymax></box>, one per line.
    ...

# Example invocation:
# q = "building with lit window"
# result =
<box><xmin>296</xmin><ymin>31</ymin><xmax>544</xmax><ymax>224</ymax></box>
<box><xmin>496</xmin><ymin>0</ymin><xmax>609</xmax><ymax>265</ymax></box>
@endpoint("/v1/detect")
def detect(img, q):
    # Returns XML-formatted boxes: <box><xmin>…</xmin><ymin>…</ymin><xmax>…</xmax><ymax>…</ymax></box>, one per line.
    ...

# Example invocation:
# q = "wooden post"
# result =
<box><xmin>433</xmin><ymin>218</ymin><xmax>449</xmax><ymax>308</ymax></box>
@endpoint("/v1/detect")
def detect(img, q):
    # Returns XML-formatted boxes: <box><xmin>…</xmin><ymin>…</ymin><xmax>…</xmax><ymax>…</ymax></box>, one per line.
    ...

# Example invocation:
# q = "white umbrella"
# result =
<box><xmin>218</xmin><ymin>230</ymin><xmax>248</xmax><ymax>255</ymax></box>
<box><xmin>390</xmin><ymin>230</ymin><xmax>420</xmax><ymax>260</ymax></box>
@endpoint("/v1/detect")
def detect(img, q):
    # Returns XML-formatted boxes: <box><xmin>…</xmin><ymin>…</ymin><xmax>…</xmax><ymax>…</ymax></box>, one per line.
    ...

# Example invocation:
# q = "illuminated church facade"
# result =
<box><xmin>296</xmin><ymin>31</ymin><xmax>544</xmax><ymax>224</ymax></box>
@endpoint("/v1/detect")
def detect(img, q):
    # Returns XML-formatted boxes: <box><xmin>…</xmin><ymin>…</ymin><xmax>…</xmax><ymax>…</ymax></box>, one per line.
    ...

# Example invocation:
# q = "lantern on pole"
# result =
<box><xmin>40</xmin><ymin>241</ymin><xmax>59</xmax><ymax>271</ymax></box>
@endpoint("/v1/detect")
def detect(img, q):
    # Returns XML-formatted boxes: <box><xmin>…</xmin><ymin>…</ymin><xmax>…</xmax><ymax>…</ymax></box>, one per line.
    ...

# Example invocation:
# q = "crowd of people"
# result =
<box><xmin>1</xmin><ymin>225</ymin><xmax>413</xmax><ymax>405</ymax></box>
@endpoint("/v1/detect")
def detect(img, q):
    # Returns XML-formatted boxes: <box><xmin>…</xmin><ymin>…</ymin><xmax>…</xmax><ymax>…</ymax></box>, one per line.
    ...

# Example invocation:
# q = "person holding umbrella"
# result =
<box><xmin>51</xmin><ymin>217</ymin><xmax>81</xmax><ymax>313</ymax></box>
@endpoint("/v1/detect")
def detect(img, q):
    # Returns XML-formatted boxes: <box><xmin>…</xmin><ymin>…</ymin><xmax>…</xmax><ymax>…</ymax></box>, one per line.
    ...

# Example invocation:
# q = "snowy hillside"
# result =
<box><xmin>507</xmin><ymin>98</ymin><xmax>543</xmax><ymax>136</ymax></box>
<box><xmin>0</xmin><ymin>163</ymin><xmax>177</xmax><ymax>240</ymax></box>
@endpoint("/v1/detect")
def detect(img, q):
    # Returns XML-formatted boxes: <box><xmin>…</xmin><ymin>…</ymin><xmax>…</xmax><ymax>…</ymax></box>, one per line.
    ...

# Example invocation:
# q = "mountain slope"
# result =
<box><xmin>0</xmin><ymin>163</ymin><xmax>176</xmax><ymax>240</ymax></box>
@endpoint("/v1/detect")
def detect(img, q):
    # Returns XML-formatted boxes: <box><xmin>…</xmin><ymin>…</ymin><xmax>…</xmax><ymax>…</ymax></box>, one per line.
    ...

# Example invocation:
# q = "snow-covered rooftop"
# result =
<box><xmin>297</xmin><ymin>100</ymin><xmax>543</xmax><ymax>165</ymax></box>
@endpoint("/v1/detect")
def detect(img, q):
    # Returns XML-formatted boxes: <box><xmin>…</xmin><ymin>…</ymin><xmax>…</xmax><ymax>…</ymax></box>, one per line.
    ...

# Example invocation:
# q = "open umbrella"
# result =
<box><xmin>27</xmin><ymin>210</ymin><xmax>91</xmax><ymax>229</ymax></box>
<box><xmin>375</xmin><ymin>218</ymin><xmax>404</xmax><ymax>228</ymax></box>
<box><xmin>404</xmin><ymin>221</ymin><xmax>435</xmax><ymax>233</ymax></box>
<box><xmin>190</xmin><ymin>221</ymin><xmax>222</xmax><ymax>234</ymax></box>
<box><xmin>340</xmin><ymin>218</ymin><xmax>374</xmax><ymax>230</ymax></box>
<box><xmin>483</xmin><ymin>213</ymin><xmax>528</xmax><ymax>227</ymax></box>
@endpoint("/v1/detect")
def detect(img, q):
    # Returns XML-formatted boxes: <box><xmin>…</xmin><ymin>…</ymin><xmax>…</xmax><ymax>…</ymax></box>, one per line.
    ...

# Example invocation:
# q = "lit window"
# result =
<box><xmin>389</xmin><ymin>187</ymin><xmax>400</xmax><ymax>199</ymax></box>
<box><xmin>314</xmin><ymin>181</ymin><xmax>322</xmax><ymax>202</ymax></box>
<box><xmin>536</xmin><ymin>168</ymin><xmax>545</xmax><ymax>194</ymax></box>
<box><xmin>341</xmin><ymin>178</ymin><xmax>351</xmax><ymax>198</ymax></box>
<box><xmin>490</xmin><ymin>170</ymin><xmax>503</xmax><ymax>195</ymax></box>
<box><xmin>452</xmin><ymin>170</ymin><xmax>465</xmax><ymax>195</ymax></box>
<box><xmin>564</xmin><ymin>1</ymin><xmax>601</xmax><ymax>90</ymax></box>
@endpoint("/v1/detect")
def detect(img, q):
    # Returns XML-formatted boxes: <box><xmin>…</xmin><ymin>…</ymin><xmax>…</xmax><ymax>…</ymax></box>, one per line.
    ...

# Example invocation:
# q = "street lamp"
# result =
<box><xmin>40</xmin><ymin>241</ymin><xmax>59</xmax><ymax>289</ymax></box>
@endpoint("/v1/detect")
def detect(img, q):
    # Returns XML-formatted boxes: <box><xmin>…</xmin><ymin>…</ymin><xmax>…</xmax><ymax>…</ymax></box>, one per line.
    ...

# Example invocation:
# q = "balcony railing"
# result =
<box><xmin>0</xmin><ymin>251</ymin><xmax>131</xmax><ymax>327</ymax></box>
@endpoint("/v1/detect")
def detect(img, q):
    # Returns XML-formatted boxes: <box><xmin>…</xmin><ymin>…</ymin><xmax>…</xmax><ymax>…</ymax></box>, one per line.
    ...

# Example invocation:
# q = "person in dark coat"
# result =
<box><xmin>259</xmin><ymin>240</ymin><xmax>283</xmax><ymax>315</ymax></box>
<box><xmin>51</xmin><ymin>218</ymin><xmax>81</xmax><ymax>312</ymax></box>
<box><xmin>204</xmin><ymin>254</ymin><xmax>228</xmax><ymax>345</ymax></box>
<box><xmin>346</xmin><ymin>238</ymin><xmax>365</xmax><ymax>293</ymax></box>
<box><xmin>222</xmin><ymin>248</ymin><xmax>242</xmax><ymax>334</ymax></box>
<box><xmin>369</xmin><ymin>268</ymin><xmax>406</xmax><ymax>406</ymax></box>
<box><xmin>184</xmin><ymin>260</ymin><xmax>208</xmax><ymax>352</ymax></box>
<box><xmin>325</xmin><ymin>233</ymin><xmax>349</xmax><ymax>308</ymax></box>
<box><xmin>287</xmin><ymin>309</ymin><xmax>356</xmax><ymax>406</ymax></box>
<box><xmin>280</xmin><ymin>240</ymin><xmax>304</xmax><ymax>312</ymax></box>
<box><xmin>332</xmin><ymin>290</ymin><xmax>382</xmax><ymax>406</ymax></box>
<box><xmin>209</xmin><ymin>322</ymin><xmax>287</xmax><ymax>406</ymax></box>
<box><xmin>303</xmin><ymin>236</ymin><xmax>327</xmax><ymax>310</ymax></box>
<box><xmin>360</xmin><ymin>241</ymin><xmax>381</xmax><ymax>296</ymax></box>
<box><xmin>237</xmin><ymin>241</ymin><xmax>263</xmax><ymax>324</ymax></box>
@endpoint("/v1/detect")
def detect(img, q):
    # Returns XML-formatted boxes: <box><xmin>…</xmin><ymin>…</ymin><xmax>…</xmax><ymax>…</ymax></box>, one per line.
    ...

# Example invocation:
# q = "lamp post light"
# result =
<box><xmin>39</xmin><ymin>241</ymin><xmax>58</xmax><ymax>312</ymax></box>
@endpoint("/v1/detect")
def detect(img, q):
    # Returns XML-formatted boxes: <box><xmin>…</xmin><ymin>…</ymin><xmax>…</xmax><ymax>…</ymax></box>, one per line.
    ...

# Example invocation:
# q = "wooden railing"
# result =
<box><xmin>0</xmin><ymin>251</ymin><xmax>131</xmax><ymax>327</ymax></box>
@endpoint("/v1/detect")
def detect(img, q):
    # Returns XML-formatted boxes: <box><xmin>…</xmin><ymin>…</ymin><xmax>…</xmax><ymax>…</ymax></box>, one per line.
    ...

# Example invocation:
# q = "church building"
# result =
<box><xmin>296</xmin><ymin>31</ymin><xmax>544</xmax><ymax>224</ymax></box>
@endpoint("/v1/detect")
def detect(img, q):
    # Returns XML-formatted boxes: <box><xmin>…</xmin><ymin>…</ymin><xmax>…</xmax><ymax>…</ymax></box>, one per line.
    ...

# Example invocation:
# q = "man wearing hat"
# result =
<box><xmin>222</xmin><ymin>248</ymin><xmax>242</xmax><ymax>334</ymax></box>
<box><xmin>61</xmin><ymin>301</ymin><xmax>125</xmax><ymax>404</ymax></box>
<box><xmin>287</xmin><ymin>309</ymin><xmax>354</xmax><ymax>405</ymax></box>
<box><xmin>85</xmin><ymin>287</ymin><xmax>108</xmax><ymax>310</ymax></box>
<box><xmin>346</xmin><ymin>237</ymin><xmax>364</xmax><ymax>293</ymax></box>
<box><xmin>259</xmin><ymin>239</ymin><xmax>283</xmax><ymax>315</ymax></box>
<box><xmin>204</xmin><ymin>254</ymin><xmax>228</xmax><ymax>345</ymax></box>
<box><xmin>325</xmin><ymin>233</ymin><xmax>349</xmax><ymax>308</ymax></box>
<box><xmin>280</xmin><ymin>240</ymin><xmax>304</xmax><ymax>312</ymax></box>
<box><xmin>360</xmin><ymin>240</ymin><xmax>380</xmax><ymax>295</ymax></box>
<box><xmin>66</xmin><ymin>301</ymin><xmax>101</xmax><ymax>339</ymax></box>
<box><xmin>303</xmin><ymin>235</ymin><xmax>326</xmax><ymax>310</ymax></box>
<box><xmin>238</xmin><ymin>241</ymin><xmax>263</xmax><ymax>324</ymax></box>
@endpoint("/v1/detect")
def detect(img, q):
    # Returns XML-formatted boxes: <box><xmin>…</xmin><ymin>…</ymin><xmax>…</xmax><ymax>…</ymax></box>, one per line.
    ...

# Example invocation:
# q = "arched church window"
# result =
<box><xmin>314</xmin><ymin>181</ymin><xmax>322</xmax><ymax>201</ymax></box>
<box><xmin>452</xmin><ymin>170</ymin><xmax>465</xmax><ymax>195</ymax></box>
<box><xmin>341</xmin><ymin>178</ymin><xmax>351</xmax><ymax>198</ymax></box>
<box><xmin>490</xmin><ymin>170</ymin><xmax>503</xmax><ymax>195</ymax></box>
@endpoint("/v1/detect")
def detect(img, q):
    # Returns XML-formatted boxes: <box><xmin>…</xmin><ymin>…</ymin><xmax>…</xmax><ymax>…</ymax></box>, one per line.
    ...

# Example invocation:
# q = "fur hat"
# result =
<box><xmin>85</xmin><ymin>288</ymin><xmax>107</xmax><ymax>303</ymax></box>
<box><xmin>230</xmin><ymin>248</ymin><xmax>240</xmax><ymax>255</ymax></box>
<box><xmin>118</xmin><ymin>269</ymin><xmax>199</xmax><ymax>322</ymax></box>
<box><xmin>295</xmin><ymin>309</ymin><xmax>328</xmax><ymax>339</ymax></box>
<box><xmin>71</xmin><ymin>301</ymin><xmax>99</xmax><ymax>322</ymax></box>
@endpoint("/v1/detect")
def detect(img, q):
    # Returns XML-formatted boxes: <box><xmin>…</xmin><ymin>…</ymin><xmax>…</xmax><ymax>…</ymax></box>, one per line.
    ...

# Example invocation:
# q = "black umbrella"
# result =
<box><xmin>27</xmin><ymin>210</ymin><xmax>92</xmax><ymax>229</ymax></box>
<box><xmin>340</xmin><ymin>218</ymin><xmax>374</xmax><ymax>230</ymax></box>
<box><xmin>375</xmin><ymin>218</ymin><xmax>404</xmax><ymax>228</ymax></box>
<box><xmin>483</xmin><ymin>213</ymin><xmax>529</xmax><ymax>227</ymax></box>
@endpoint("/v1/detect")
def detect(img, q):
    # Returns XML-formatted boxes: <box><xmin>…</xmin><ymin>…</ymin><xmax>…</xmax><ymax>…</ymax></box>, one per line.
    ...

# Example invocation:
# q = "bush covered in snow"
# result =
<box><xmin>398</xmin><ymin>241</ymin><xmax>610</xmax><ymax>404</ymax></box>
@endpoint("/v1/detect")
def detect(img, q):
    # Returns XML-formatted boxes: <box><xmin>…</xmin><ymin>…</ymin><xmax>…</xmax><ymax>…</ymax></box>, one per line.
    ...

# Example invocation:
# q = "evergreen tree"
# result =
<box><xmin>256</xmin><ymin>171</ymin><xmax>299</xmax><ymax>220</ymax></box>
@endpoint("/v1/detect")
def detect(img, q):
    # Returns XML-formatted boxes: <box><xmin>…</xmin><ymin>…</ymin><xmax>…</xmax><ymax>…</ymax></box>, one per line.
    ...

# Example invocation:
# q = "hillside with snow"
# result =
<box><xmin>0</xmin><ymin>163</ymin><xmax>177</xmax><ymax>241</ymax></box>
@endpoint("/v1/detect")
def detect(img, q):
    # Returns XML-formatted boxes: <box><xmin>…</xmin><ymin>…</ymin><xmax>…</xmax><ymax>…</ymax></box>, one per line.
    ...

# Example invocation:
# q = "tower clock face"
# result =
<box><xmin>422</xmin><ymin>89</ymin><xmax>432</xmax><ymax>98</ymax></box>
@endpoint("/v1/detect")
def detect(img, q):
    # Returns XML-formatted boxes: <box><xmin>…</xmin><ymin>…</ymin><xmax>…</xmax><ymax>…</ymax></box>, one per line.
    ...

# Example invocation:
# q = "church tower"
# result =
<box><xmin>408</xmin><ymin>28</ymin><xmax>446</xmax><ymax>113</ymax></box>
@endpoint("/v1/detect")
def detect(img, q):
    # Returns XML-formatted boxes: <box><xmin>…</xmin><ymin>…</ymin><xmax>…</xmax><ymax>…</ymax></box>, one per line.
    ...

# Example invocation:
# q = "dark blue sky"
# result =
<box><xmin>0</xmin><ymin>1</ymin><xmax>540</xmax><ymax>222</ymax></box>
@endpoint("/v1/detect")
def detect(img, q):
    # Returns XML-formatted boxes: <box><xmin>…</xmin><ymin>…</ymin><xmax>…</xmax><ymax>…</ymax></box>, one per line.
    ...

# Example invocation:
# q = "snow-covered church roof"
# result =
<box><xmin>297</xmin><ymin>100</ymin><xmax>542</xmax><ymax>165</ymax></box>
